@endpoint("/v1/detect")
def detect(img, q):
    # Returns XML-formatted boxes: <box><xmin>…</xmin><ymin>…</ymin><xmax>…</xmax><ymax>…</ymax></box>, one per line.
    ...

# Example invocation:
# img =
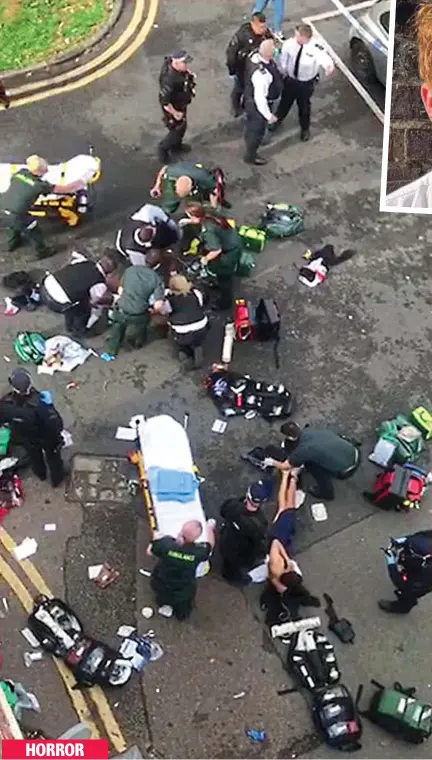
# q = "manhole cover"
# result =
<box><xmin>66</xmin><ymin>454</ymin><xmax>135</xmax><ymax>506</ymax></box>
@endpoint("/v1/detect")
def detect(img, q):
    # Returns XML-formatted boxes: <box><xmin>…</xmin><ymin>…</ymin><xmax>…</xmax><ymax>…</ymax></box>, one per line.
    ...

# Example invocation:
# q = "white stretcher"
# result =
<box><xmin>0</xmin><ymin>154</ymin><xmax>100</xmax><ymax>195</ymax></box>
<box><xmin>137</xmin><ymin>414</ymin><xmax>210</xmax><ymax>577</ymax></box>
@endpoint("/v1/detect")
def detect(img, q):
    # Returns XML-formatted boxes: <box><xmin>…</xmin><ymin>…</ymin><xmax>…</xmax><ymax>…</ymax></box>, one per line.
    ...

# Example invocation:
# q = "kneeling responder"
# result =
<box><xmin>0</xmin><ymin>368</ymin><xmax>65</xmax><ymax>487</ymax></box>
<box><xmin>226</xmin><ymin>11</ymin><xmax>273</xmax><ymax>117</ymax></box>
<box><xmin>41</xmin><ymin>250</ymin><xmax>118</xmax><ymax>338</ymax></box>
<box><xmin>243</xmin><ymin>39</ymin><xmax>282</xmax><ymax>165</ymax></box>
<box><xmin>116</xmin><ymin>203</ymin><xmax>180</xmax><ymax>267</ymax></box>
<box><xmin>166</xmin><ymin>274</ymin><xmax>208</xmax><ymax>369</ymax></box>
<box><xmin>150</xmin><ymin>160</ymin><xmax>230</xmax><ymax>214</ymax></box>
<box><xmin>148</xmin><ymin>519</ymin><xmax>216</xmax><ymax>620</ymax></box>
<box><xmin>219</xmin><ymin>480</ymin><xmax>270</xmax><ymax>585</ymax></box>
<box><xmin>184</xmin><ymin>203</ymin><xmax>242</xmax><ymax>310</ymax></box>
<box><xmin>158</xmin><ymin>51</ymin><xmax>197</xmax><ymax>163</ymax></box>
<box><xmin>380</xmin><ymin>531</ymin><xmax>432</xmax><ymax>614</ymax></box>
<box><xmin>107</xmin><ymin>250</ymin><xmax>165</xmax><ymax>355</ymax></box>
<box><xmin>0</xmin><ymin>155</ymin><xmax>84</xmax><ymax>258</ymax></box>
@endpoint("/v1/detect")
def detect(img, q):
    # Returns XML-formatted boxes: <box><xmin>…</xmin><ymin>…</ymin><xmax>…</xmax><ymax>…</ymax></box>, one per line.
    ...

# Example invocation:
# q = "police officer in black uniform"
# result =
<box><xmin>40</xmin><ymin>250</ymin><xmax>118</xmax><ymax>337</ymax></box>
<box><xmin>226</xmin><ymin>12</ymin><xmax>273</xmax><ymax>117</ymax></box>
<box><xmin>0</xmin><ymin>368</ymin><xmax>65</xmax><ymax>487</ymax></box>
<box><xmin>0</xmin><ymin>155</ymin><xmax>84</xmax><ymax>258</ymax></box>
<box><xmin>158</xmin><ymin>51</ymin><xmax>197</xmax><ymax>163</ymax></box>
<box><xmin>243</xmin><ymin>39</ymin><xmax>282</xmax><ymax>165</ymax></box>
<box><xmin>380</xmin><ymin>531</ymin><xmax>432</xmax><ymax>614</ymax></box>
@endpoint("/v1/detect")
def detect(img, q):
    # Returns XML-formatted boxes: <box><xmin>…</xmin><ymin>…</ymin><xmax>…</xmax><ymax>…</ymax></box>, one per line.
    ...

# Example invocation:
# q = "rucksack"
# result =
<box><xmin>378</xmin><ymin>415</ymin><xmax>423</xmax><ymax>463</ymax></box>
<box><xmin>238</xmin><ymin>225</ymin><xmax>266</xmax><ymax>252</ymax></box>
<box><xmin>357</xmin><ymin>680</ymin><xmax>432</xmax><ymax>744</ymax></box>
<box><xmin>313</xmin><ymin>684</ymin><xmax>362</xmax><ymax>751</ymax></box>
<box><xmin>13</xmin><ymin>332</ymin><xmax>46</xmax><ymax>364</ymax></box>
<box><xmin>254</xmin><ymin>298</ymin><xmax>281</xmax><ymax>368</ymax></box>
<box><xmin>260</xmin><ymin>202</ymin><xmax>305</xmax><ymax>238</ymax></box>
<box><xmin>411</xmin><ymin>406</ymin><xmax>432</xmax><ymax>440</ymax></box>
<box><xmin>365</xmin><ymin>463</ymin><xmax>429</xmax><ymax>511</ymax></box>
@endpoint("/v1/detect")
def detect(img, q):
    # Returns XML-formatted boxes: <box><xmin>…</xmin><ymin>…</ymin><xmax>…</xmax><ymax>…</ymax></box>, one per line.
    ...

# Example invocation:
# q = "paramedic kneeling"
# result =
<box><xmin>0</xmin><ymin>155</ymin><xmax>84</xmax><ymax>258</ymax></box>
<box><xmin>166</xmin><ymin>275</ymin><xmax>209</xmax><ymax>369</ymax></box>
<box><xmin>41</xmin><ymin>250</ymin><xmax>117</xmax><ymax>338</ymax></box>
<box><xmin>380</xmin><ymin>531</ymin><xmax>432</xmax><ymax>614</ymax></box>
<box><xmin>116</xmin><ymin>204</ymin><xmax>180</xmax><ymax>267</ymax></box>
<box><xmin>148</xmin><ymin>520</ymin><xmax>216</xmax><ymax>620</ymax></box>
<box><xmin>270</xmin><ymin>421</ymin><xmax>360</xmax><ymax>500</ymax></box>
<box><xmin>219</xmin><ymin>480</ymin><xmax>270</xmax><ymax>585</ymax></box>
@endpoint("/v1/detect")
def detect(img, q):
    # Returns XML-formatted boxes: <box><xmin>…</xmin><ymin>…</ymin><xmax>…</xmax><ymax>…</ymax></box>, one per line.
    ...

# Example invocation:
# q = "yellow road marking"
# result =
<box><xmin>8</xmin><ymin>0</ymin><xmax>158</xmax><ymax>109</ymax></box>
<box><xmin>0</xmin><ymin>528</ymin><xmax>127</xmax><ymax>754</ymax></box>
<box><xmin>0</xmin><ymin>552</ymin><xmax>100</xmax><ymax>738</ymax></box>
<box><xmin>8</xmin><ymin>0</ymin><xmax>147</xmax><ymax>97</ymax></box>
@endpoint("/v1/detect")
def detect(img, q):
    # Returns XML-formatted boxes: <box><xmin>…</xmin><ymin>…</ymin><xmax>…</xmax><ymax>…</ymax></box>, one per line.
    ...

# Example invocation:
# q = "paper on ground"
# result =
<box><xmin>117</xmin><ymin>625</ymin><xmax>136</xmax><ymax>638</ymax></box>
<box><xmin>115</xmin><ymin>426</ymin><xmax>137</xmax><ymax>441</ymax></box>
<box><xmin>14</xmin><ymin>537</ymin><xmax>38</xmax><ymax>560</ymax></box>
<box><xmin>248</xmin><ymin>561</ymin><xmax>268</xmax><ymax>584</ymax></box>
<box><xmin>88</xmin><ymin>564</ymin><xmax>103</xmax><ymax>580</ymax></box>
<box><xmin>21</xmin><ymin>627</ymin><xmax>41</xmax><ymax>648</ymax></box>
<box><xmin>44</xmin><ymin>523</ymin><xmax>57</xmax><ymax>532</ymax></box>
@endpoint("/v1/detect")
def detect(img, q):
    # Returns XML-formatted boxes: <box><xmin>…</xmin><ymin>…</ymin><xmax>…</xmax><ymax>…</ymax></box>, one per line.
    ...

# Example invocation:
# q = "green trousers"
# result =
<box><xmin>107</xmin><ymin>309</ymin><xmax>150</xmax><ymax>355</ymax></box>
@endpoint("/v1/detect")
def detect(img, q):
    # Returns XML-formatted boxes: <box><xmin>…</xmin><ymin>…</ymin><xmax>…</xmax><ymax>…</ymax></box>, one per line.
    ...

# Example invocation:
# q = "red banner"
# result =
<box><xmin>2</xmin><ymin>739</ymin><xmax>109</xmax><ymax>759</ymax></box>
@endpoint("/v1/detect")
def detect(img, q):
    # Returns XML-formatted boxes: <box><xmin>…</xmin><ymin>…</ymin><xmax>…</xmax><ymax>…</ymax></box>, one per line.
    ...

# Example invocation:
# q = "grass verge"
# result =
<box><xmin>0</xmin><ymin>0</ymin><xmax>113</xmax><ymax>71</ymax></box>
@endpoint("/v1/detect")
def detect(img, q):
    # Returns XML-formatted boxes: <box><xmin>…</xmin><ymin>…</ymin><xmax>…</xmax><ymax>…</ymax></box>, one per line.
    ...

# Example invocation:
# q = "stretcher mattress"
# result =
<box><xmin>0</xmin><ymin>154</ymin><xmax>99</xmax><ymax>195</ymax></box>
<box><xmin>138</xmin><ymin>414</ymin><xmax>209</xmax><ymax>577</ymax></box>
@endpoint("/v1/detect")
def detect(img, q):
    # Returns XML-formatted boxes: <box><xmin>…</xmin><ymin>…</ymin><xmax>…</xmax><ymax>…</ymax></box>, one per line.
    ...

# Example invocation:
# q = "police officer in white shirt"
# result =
<box><xmin>243</xmin><ymin>38</ymin><xmax>283</xmax><ymax>165</ymax></box>
<box><xmin>271</xmin><ymin>23</ymin><xmax>334</xmax><ymax>141</ymax></box>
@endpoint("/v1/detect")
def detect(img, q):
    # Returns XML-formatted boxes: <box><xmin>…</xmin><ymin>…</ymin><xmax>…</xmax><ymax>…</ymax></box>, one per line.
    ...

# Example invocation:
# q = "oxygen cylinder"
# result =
<box><xmin>222</xmin><ymin>321</ymin><xmax>235</xmax><ymax>364</ymax></box>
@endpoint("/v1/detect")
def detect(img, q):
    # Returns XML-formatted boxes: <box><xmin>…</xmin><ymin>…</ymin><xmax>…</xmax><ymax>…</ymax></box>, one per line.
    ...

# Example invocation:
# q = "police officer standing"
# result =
<box><xmin>0</xmin><ymin>155</ymin><xmax>84</xmax><ymax>258</ymax></box>
<box><xmin>270</xmin><ymin>23</ymin><xmax>334</xmax><ymax>141</ymax></box>
<box><xmin>158</xmin><ymin>51</ymin><xmax>197</xmax><ymax>163</ymax></box>
<box><xmin>0</xmin><ymin>368</ymin><xmax>65</xmax><ymax>488</ymax></box>
<box><xmin>226</xmin><ymin>12</ymin><xmax>273</xmax><ymax>117</ymax></box>
<box><xmin>380</xmin><ymin>532</ymin><xmax>432</xmax><ymax>614</ymax></box>
<box><xmin>243</xmin><ymin>39</ymin><xmax>282</xmax><ymax>165</ymax></box>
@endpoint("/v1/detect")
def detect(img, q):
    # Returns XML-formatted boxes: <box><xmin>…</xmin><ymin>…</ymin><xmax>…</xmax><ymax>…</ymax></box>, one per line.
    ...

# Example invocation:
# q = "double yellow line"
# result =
<box><xmin>4</xmin><ymin>0</ymin><xmax>159</xmax><ymax>109</ymax></box>
<box><xmin>0</xmin><ymin>528</ymin><xmax>127</xmax><ymax>753</ymax></box>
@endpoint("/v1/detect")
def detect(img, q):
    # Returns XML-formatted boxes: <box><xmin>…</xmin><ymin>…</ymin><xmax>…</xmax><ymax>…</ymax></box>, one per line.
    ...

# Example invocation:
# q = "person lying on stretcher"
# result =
<box><xmin>261</xmin><ymin>470</ymin><xmax>320</xmax><ymax>626</ymax></box>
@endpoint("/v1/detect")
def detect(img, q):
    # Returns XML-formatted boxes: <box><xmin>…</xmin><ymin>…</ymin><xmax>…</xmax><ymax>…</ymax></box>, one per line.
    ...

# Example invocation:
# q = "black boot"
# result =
<box><xmin>243</xmin><ymin>154</ymin><xmax>267</xmax><ymax>166</ymax></box>
<box><xmin>378</xmin><ymin>599</ymin><xmax>411</xmax><ymax>614</ymax></box>
<box><xmin>301</xmin><ymin>129</ymin><xmax>310</xmax><ymax>141</ymax></box>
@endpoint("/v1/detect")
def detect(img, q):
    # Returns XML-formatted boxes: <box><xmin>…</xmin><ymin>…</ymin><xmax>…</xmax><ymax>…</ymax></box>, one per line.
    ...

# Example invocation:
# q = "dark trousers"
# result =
<box><xmin>243</xmin><ymin>102</ymin><xmax>267</xmax><ymax>160</ymax></box>
<box><xmin>388</xmin><ymin>565</ymin><xmax>432</xmax><ymax>612</ymax></box>
<box><xmin>304</xmin><ymin>455</ymin><xmax>360</xmax><ymax>501</ymax></box>
<box><xmin>215</xmin><ymin>274</ymin><xmax>234</xmax><ymax>310</ymax></box>
<box><xmin>64</xmin><ymin>300</ymin><xmax>91</xmax><ymax>337</ymax></box>
<box><xmin>3</xmin><ymin>212</ymin><xmax>49</xmax><ymax>256</ymax></box>
<box><xmin>27</xmin><ymin>442</ymin><xmax>65</xmax><ymax>487</ymax></box>
<box><xmin>231</xmin><ymin>73</ymin><xmax>245</xmax><ymax>115</ymax></box>
<box><xmin>175</xmin><ymin>326</ymin><xmax>208</xmax><ymax>359</ymax></box>
<box><xmin>151</xmin><ymin>577</ymin><xmax>194</xmax><ymax>620</ymax></box>
<box><xmin>159</xmin><ymin>110</ymin><xmax>187</xmax><ymax>154</ymax></box>
<box><xmin>276</xmin><ymin>77</ymin><xmax>315</xmax><ymax>131</ymax></box>
<box><xmin>260</xmin><ymin>581</ymin><xmax>317</xmax><ymax>626</ymax></box>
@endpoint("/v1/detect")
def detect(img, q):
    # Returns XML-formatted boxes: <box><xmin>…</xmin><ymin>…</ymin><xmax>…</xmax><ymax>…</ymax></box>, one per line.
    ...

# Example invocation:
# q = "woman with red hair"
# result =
<box><xmin>184</xmin><ymin>203</ymin><xmax>242</xmax><ymax>310</ymax></box>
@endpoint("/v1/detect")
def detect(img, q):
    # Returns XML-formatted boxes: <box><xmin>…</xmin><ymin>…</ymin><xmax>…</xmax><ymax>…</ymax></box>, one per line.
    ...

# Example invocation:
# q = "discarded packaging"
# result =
<box><xmin>158</xmin><ymin>605</ymin><xmax>173</xmax><ymax>618</ymax></box>
<box><xmin>61</xmin><ymin>430</ymin><xmax>73</xmax><ymax>447</ymax></box>
<box><xmin>88</xmin><ymin>564</ymin><xmax>103</xmax><ymax>580</ymax></box>
<box><xmin>246</xmin><ymin>729</ymin><xmax>266</xmax><ymax>742</ymax></box>
<box><xmin>23</xmin><ymin>651</ymin><xmax>43</xmax><ymax>667</ymax></box>
<box><xmin>119</xmin><ymin>633</ymin><xmax>164</xmax><ymax>671</ymax></box>
<box><xmin>141</xmin><ymin>606</ymin><xmax>154</xmax><ymax>619</ymax></box>
<box><xmin>139</xmin><ymin>569</ymin><xmax>152</xmax><ymax>577</ymax></box>
<box><xmin>66</xmin><ymin>382</ymin><xmax>79</xmax><ymax>390</ymax></box>
<box><xmin>115</xmin><ymin>426</ymin><xmax>137</xmax><ymax>441</ymax></box>
<box><xmin>310</xmin><ymin>502</ymin><xmax>328</xmax><ymax>522</ymax></box>
<box><xmin>212</xmin><ymin>419</ymin><xmax>227</xmax><ymax>434</ymax></box>
<box><xmin>2</xmin><ymin>598</ymin><xmax>8</xmax><ymax>613</ymax></box>
<box><xmin>14</xmin><ymin>537</ymin><xmax>38</xmax><ymax>561</ymax></box>
<box><xmin>117</xmin><ymin>625</ymin><xmax>136</xmax><ymax>638</ymax></box>
<box><xmin>93</xmin><ymin>563</ymin><xmax>119</xmax><ymax>588</ymax></box>
<box><xmin>3</xmin><ymin>356</ymin><xmax>11</xmax><ymax>362</ymax></box>
<box><xmin>233</xmin><ymin>691</ymin><xmax>246</xmax><ymax>699</ymax></box>
<box><xmin>21</xmin><ymin>628</ymin><xmax>41</xmax><ymax>648</ymax></box>
<box><xmin>44</xmin><ymin>523</ymin><xmax>57</xmax><ymax>532</ymax></box>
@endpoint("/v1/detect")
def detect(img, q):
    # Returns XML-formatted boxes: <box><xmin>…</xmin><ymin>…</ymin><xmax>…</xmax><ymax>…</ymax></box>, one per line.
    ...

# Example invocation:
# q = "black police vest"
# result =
<box><xmin>0</xmin><ymin>390</ymin><xmax>41</xmax><ymax>442</ymax></box>
<box><xmin>159</xmin><ymin>59</ymin><xmax>195</xmax><ymax>110</ymax></box>
<box><xmin>55</xmin><ymin>261</ymin><xmax>104</xmax><ymax>303</ymax></box>
<box><xmin>244</xmin><ymin>55</ymin><xmax>283</xmax><ymax>105</ymax></box>
<box><xmin>169</xmin><ymin>291</ymin><xmax>205</xmax><ymax>328</ymax></box>
<box><xmin>118</xmin><ymin>219</ymin><xmax>148</xmax><ymax>257</ymax></box>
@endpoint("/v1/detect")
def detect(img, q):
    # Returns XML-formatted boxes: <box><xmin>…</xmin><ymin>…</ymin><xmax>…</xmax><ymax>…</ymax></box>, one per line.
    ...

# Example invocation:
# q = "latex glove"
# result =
<box><xmin>263</xmin><ymin>457</ymin><xmax>275</xmax><ymax>468</ymax></box>
<box><xmin>384</xmin><ymin>550</ymin><xmax>397</xmax><ymax>566</ymax></box>
<box><xmin>39</xmin><ymin>390</ymin><xmax>53</xmax><ymax>405</ymax></box>
<box><xmin>392</xmin><ymin>536</ymin><xmax>407</xmax><ymax>546</ymax></box>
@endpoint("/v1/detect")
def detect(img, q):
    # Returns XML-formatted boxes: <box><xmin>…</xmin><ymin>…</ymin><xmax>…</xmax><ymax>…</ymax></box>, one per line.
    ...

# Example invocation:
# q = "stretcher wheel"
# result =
<box><xmin>58</xmin><ymin>207</ymin><xmax>80</xmax><ymax>227</ymax></box>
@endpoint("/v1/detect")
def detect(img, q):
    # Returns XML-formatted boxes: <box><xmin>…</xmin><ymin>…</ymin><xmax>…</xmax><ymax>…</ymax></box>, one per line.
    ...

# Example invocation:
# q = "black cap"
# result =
<box><xmin>9</xmin><ymin>367</ymin><xmax>32</xmax><ymax>393</ymax></box>
<box><xmin>170</xmin><ymin>50</ymin><xmax>193</xmax><ymax>63</ymax></box>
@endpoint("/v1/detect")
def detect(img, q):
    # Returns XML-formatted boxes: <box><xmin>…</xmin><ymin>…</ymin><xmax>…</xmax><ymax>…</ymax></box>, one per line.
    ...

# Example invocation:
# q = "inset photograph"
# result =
<box><xmin>382</xmin><ymin>0</ymin><xmax>432</xmax><ymax>212</ymax></box>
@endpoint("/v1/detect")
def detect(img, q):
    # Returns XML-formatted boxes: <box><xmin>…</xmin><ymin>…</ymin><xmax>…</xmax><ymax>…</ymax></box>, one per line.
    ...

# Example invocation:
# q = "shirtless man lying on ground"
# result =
<box><xmin>261</xmin><ymin>469</ymin><xmax>320</xmax><ymax>625</ymax></box>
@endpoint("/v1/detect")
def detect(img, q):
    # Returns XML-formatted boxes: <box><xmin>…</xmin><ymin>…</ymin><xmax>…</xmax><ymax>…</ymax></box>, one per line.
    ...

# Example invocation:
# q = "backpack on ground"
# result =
<box><xmin>260</xmin><ymin>202</ymin><xmax>305</xmax><ymax>238</ymax></box>
<box><xmin>364</xmin><ymin>463</ymin><xmax>429</xmax><ymax>511</ymax></box>
<box><xmin>13</xmin><ymin>332</ymin><xmax>46</xmax><ymax>364</ymax></box>
<box><xmin>254</xmin><ymin>298</ymin><xmax>281</xmax><ymax>368</ymax></box>
<box><xmin>411</xmin><ymin>406</ymin><xmax>432</xmax><ymax>440</ymax></box>
<box><xmin>378</xmin><ymin>414</ymin><xmax>423</xmax><ymax>464</ymax></box>
<box><xmin>287</xmin><ymin>628</ymin><xmax>341</xmax><ymax>692</ymax></box>
<box><xmin>313</xmin><ymin>684</ymin><xmax>362</xmax><ymax>751</ymax></box>
<box><xmin>238</xmin><ymin>225</ymin><xmax>266</xmax><ymax>252</ymax></box>
<box><xmin>356</xmin><ymin>680</ymin><xmax>432</xmax><ymax>744</ymax></box>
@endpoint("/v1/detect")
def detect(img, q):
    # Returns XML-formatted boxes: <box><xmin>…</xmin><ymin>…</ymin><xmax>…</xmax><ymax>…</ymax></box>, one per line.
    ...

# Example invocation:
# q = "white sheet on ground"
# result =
<box><xmin>37</xmin><ymin>335</ymin><xmax>91</xmax><ymax>374</ymax></box>
<box><xmin>0</xmin><ymin>155</ymin><xmax>99</xmax><ymax>195</ymax></box>
<box><xmin>138</xmin><ymin>414</ymin><xmax>210</xmax><ymax>578</ymax></box>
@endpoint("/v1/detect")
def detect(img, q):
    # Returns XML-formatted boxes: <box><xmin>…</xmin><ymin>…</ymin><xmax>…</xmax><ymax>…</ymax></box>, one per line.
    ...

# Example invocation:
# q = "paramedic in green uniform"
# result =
<box><xmin>184</xmin><ymin>202</ymin><xmax>242</xmax><ymax>310</ymax></box>
<box><xmin>150</xmin><ymin>161</ymin><xmax>220</xmax><ymax>214</ymax></box>
<box><xmin>107</xmin><ymin>250</ymin><xmax>165</xmax><ymax>355</ymax></box>
<box><xmin>0</xmin><ymin>155</ymin><xmax>84</xmax><ymax>257</ymax></box>
<box><xmin>148</xmin><ymin>519</ymin><xmax>216</xmax><ymax>620</ymax></box>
